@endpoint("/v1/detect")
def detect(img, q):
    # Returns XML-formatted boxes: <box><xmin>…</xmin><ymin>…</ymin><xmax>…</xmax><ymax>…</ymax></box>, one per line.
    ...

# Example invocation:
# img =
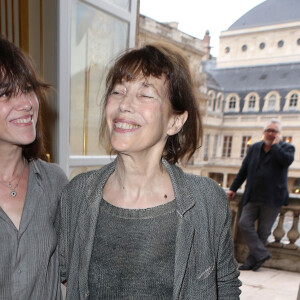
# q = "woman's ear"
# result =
<box><xmin>167</xmin><ymin>111</ymin><xmax>188</xmax><ymax>136</ymax></box>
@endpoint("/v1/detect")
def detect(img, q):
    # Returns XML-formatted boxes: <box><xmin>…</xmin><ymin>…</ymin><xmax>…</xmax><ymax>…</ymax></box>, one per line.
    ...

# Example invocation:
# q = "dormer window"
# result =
<box><xmin>289</xmin><ymin>93</ymin><xmax>298</xmax><ymax>108</ymax></box>
<box><xmin>263</xmin><ymin>92</ymin><xmax>280</xmax><ymax>112</ymax></box>
<box><xmin>225</xmin><ymin>93</ymin><xmax>240</xmax><ymax>113</ymax></box>
<box><xmin>229</xmin><ymin>97</ymin><xmax>236</xmax><ymax>109</ymax></box>
<box><xmin>248</xmin><ymin>95</ymin><xmax>256</xmax><ymax>109</ymax></box>
<box><xmin>243</xmin><ymin>92</ymin><xmax>260</xmax><ymax>112</ymax></box>
<box><xmin>283</xmin><ymin>90</ymin><xmax>300</xmax><ymax>111</ymax></box>
<box><xmin>268</xmin><ymin>94</ymin><xmax>276</xmax><ymax>110</ymax></box>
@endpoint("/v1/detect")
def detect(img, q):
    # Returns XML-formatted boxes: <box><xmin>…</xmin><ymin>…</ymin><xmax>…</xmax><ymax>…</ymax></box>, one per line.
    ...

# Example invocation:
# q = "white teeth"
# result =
<box><xmin>115</xmin><ymin>122</ymin><xmax>139</xmax><ymax>129</ymax></box>
<box><xmin>13</xmin><ymin>117</ymin><xmax>32</xmax><ymax>124</ymax></box>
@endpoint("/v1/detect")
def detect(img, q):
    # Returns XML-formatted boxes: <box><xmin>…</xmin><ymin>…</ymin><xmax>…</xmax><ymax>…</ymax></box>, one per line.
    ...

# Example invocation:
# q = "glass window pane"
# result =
<box><xmin>70</xmin><ymin>1</ymin><xmax>129</xmax><ymax>156</ymax></box>
<box><xmin>106</xmin><ymin>0</ymin><xmax>130</xmax><ymax>10</ymax></box>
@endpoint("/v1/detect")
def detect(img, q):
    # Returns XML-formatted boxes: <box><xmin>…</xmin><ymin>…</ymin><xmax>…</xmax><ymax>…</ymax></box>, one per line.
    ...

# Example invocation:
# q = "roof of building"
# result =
<box><xmin>228</xmin><ymin>0</ymin><xmax>300</xmax><ymax>31</ymax></box>
<box><xmin>204</xmin><ymin>61</ymin><xmax>300</xmax><ymax>93</ymax></box>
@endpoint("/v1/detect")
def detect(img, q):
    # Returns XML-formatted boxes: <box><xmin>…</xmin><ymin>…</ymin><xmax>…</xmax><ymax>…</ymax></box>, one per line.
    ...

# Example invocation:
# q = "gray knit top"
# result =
<box><xmin>88</xmin><ymin>199</ymin><xmax>178</xmax><ymax>299</ymax></box>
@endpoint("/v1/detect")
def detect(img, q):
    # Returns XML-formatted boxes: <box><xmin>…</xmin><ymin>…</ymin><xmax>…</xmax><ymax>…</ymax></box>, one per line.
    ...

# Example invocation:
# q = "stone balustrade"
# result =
<box><xmin>229</xmin><ymin>193</ymin><xmax>300</xmax><ymax>272</ymax></box>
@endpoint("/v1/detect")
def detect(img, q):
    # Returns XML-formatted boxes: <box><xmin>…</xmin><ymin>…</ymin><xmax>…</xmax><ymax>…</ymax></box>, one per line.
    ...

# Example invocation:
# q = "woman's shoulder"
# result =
<box><xmin>31</xmin><ymin>158</ymin><xmax>67</xmax><ymax>180</ymax></box>
<box><xmin>187</xmin><ymin>173</ymin><xmax>226</xmax><ymax>198</ymax></box>
<box><xmin>165</xmin><ymin>161</ymin><xmax>227</xmax><ymax>203</ymax></box>
<box><xmin>64</xmin><ymin>161</ymin><xmax>115</xmax><ymax>194</ymax></box>
<box><xmin>172</xmin><ymin>166</ymin><xmax>228</xmax><ymax>210</ymax></box>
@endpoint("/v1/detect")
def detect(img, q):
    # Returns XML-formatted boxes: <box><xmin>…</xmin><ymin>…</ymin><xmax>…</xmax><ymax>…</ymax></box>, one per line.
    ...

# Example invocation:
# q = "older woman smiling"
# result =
<box><xmin>58</xmin><ymin>43</ymin><xmax>241</xmax><ymax>300</ymax></box>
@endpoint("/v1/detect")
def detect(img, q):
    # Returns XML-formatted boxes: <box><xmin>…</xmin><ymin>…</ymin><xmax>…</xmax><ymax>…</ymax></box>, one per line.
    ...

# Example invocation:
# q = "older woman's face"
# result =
<box><xmin>0</xmin><ymin>89</ymin><xmax>39</xmax><ymax>147</ymax></box>
<box><xmin>106</xmin><ymin>75</ymin><xmax>176</xmax><ymax>157</ymax></box>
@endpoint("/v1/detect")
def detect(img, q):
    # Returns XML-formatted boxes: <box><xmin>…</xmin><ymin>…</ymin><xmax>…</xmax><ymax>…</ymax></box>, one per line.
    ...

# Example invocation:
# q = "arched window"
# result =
<box><xmin>225</xmin><ymin>93</ymin><xmax>240</xmax><ymax>112</ymax></box>
<box><xmin>248</xmin><ymin>95</ymin><xmax>256</xmax><ymax>109</ymax></box>
<box><xmin>263</xmin><ymin>91</ymin><xmax>280</xmax><ymax>112</ymax></box>
<box><xmin>217</xmin><ymin>95</ymin><xmax>222</xmax><ymax>109</ymax></box>
<box><xmin>284</xmin><ymin>90</ymin><xmax>300</xmax><ymax>111</ymax></box>
<box><xmin>243</xmin><ymin>92</ymin><xmax>259</xmax><ymax>112</ymax></box>
<box><xmin>207</xmin><ymin>91</ymin><xmax>215</xmax><ymax>112</ymax></box>
<box><xmin>216</xmin><ymin>93</ymin><xmax>224</xmax><ymax>112</ymax></box>
<box><xmin>268</xmin><ymin>94</ymin><xmax>276</xmax><ymax>110</ymax></box>
<box><xmin>229</xmin><ymin>97</ymin><xmax>236</xmax><ymax>109</ymax></box>
<box><xmin>289</xmin><ymin>93</ymin><xmax>298</xmax><ymax>108</ymax></box>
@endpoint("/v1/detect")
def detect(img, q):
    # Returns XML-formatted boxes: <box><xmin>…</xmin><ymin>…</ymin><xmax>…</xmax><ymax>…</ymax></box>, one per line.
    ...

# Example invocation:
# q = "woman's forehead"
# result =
<box><xmin>117</xmin><ymin>73</ymin><xmax>168</xmax><ymax>85</ymax></box>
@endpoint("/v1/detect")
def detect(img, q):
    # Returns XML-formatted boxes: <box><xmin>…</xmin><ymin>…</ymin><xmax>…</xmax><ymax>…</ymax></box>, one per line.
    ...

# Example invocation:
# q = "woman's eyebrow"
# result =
<box><xmin>0</xmin><ymin>82</ymin><xmax>10</xmax><ymax>90</ymax></box>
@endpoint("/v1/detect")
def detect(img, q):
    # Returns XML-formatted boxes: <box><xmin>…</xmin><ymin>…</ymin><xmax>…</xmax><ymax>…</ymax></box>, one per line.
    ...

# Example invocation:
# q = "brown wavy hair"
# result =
<box><xmin>100</xmin><ymin>43</ymin><xmax>202</xmax><ymax>164</ymax></box>
<box><xmin>0</xmin><ymin>36</ymin><xmax>50</xmax><ymax>160</ymax></box>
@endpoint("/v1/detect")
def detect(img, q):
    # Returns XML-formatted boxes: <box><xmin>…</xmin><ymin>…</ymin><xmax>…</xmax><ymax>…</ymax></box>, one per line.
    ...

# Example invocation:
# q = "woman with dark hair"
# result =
<box><xmin>0</xmin><ymin>37</ymin><xmax>68</xmax><ymax>299</ymax></box>
<box><xmin>58</xmin><ymin>43</ymin><xmax>241</xmax><ymax>299</ymax></box>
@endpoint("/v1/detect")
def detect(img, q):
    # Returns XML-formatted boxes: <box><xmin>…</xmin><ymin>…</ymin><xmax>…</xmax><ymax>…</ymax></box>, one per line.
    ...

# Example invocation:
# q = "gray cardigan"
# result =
<box><xmin>58</xmin><ymin>159</ymin><xmax>241</xmax><ymax>299</ymax></box>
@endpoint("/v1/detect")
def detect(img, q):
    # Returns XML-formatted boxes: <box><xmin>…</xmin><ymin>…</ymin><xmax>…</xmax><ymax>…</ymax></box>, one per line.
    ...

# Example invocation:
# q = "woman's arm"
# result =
<box><xmin>216</xmin><ymin>202</ymin><xmax>241</xmax><ymax>299</ymax></box>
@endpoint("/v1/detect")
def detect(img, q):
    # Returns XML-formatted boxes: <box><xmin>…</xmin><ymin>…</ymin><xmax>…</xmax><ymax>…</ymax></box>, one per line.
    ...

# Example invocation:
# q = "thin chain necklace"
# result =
<box><xmin>0</xmin><ymin>157</ymin><xmax>26</xmax><ymax>198</ymax></box>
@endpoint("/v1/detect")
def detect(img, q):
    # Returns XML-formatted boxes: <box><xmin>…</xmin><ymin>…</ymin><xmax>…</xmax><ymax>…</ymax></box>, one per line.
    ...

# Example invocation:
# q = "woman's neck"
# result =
<box><xmin>0</xmin><ymin>146</ymin><xmax>25</xmax><ymax>182</ymax></box>
<box><xmin>103</xmin><ymin>154</ymin><xmax>174</xmax><ymax>209</ymax></box>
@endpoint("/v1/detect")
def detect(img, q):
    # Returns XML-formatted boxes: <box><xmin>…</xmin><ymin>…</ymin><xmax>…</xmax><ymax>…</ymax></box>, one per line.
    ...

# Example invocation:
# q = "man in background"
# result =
<box><xmin>227</xmin><ymin>119</ymin><xmax>295</xmax><ymax>271</ymax></box>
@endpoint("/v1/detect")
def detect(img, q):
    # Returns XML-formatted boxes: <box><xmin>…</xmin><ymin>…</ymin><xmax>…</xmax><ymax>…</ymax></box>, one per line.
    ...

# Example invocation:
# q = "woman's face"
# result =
<box><xmin>106</xmin><ymin>75</ymin><xmax>178</xmax><ymax>157</ymax></box>
<box><xmin>0</xmin><ymin>89</ymin><xmax>39</xmax><ymax>148</ymax></box>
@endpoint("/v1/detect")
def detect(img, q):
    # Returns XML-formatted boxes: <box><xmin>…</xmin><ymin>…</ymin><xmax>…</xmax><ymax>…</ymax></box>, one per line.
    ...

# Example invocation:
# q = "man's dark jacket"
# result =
<box><xmin>230</xmin><ymin>140</ymin><xmax>295</xmax><ymax>207</ymax></box>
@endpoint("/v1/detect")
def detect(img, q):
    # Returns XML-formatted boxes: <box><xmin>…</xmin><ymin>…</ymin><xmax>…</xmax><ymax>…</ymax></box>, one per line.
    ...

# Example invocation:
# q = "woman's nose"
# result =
<box><xmin>119</xmin><ymin>94</ymin><xmax>134</xmax><ymax>113</ymax></box>
<box><xmin>15</xmin><ymin>93</ymin><xmax>33</xmax><ymax>111</ymax></box>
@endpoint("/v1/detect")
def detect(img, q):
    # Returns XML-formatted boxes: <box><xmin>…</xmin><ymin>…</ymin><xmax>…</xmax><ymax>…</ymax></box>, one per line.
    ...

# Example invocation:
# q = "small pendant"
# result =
<box><xmin>11</xmin><ymin>190</ymin><xmax>17</xmax><ymax>197</ymax></box>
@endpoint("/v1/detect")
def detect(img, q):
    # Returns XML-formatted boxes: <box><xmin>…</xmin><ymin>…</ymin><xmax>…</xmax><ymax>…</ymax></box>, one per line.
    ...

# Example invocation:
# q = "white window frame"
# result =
<box><xmin>243</xmin><ymin>92</ymin><xmax>260</xmax><ymax>112</ymax></box>
<box><xmin>216</xmin><ymin>92</ymin><xmax>223</xmax><ymax>112</ymax></box>
<box><xmin>222</xmin><ymin>136</ymin><xmax>232</xmax><ymax>158</ymax></box>
<box><xmin>225</xmin><ymin>93</ymin><xmax>240</xmax><ymax>113</ymax></box>
<box><xmin>283</xmin><ymin>90</ymin><xmax>300</xmax><ymax>111</ymax></box>
<box><xmin>263</xmin><ymin>91</ymin><xmax>280</xmax><ymax>112</ymax></box>
<box><xmin>58</xmin><ymin>0</ymin><xmax>138</xmax><ymax>176</ymax></box>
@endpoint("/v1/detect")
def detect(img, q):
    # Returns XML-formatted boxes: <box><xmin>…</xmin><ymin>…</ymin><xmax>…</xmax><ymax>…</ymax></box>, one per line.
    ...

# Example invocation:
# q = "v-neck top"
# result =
<box><xmin>0</xmin><ymin>159</ymin><xmax>68</xmax><ymax>300</ymax></box>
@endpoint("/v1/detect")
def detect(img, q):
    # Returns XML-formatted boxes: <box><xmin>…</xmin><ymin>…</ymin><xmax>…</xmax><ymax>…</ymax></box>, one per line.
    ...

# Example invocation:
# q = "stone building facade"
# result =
<box><xmin>198</xmin><ymin>0</ymin><xmax>300</xmax><ymax>195</ymax></box>
<box><xmin>138</xmin><ymin>0</ymin><xmax>300</xmax><ymax>195</ymax></box>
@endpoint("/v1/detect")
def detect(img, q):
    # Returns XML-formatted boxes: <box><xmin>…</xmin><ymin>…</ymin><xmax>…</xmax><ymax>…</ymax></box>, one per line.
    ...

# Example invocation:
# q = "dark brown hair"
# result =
<box><xmin>0</xmin><ymin>36</ymin><xmax>50</xmax><ymax>160</ymax></box>
<box><xmin>100</xmin><ymin>43</ymin><xmax>202</xmax><ymax>164</ymax></box>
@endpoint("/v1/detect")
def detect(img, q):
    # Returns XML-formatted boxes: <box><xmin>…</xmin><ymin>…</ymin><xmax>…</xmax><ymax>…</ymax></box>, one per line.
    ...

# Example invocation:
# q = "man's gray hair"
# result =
<box><xmin>264</xmin><ymin>118</ymin><xmax>282</xmax><ymax>132</ymax></box>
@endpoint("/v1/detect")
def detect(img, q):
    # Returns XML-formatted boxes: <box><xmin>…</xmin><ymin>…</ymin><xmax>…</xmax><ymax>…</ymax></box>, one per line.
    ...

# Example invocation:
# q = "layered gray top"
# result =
<box><xmin>0</xmin><ymin>159</ymin><xmax>68</xmax><ymax>300</ymax></box>
<box><xmin>58</xmin><ymin>158</ymin><xmax>241</xmax><ymax>299</ymax></box>
<box><xmin>88</xmin><ymin>199</ymin><xmax>177</xmax><ymax>299</ymax></box>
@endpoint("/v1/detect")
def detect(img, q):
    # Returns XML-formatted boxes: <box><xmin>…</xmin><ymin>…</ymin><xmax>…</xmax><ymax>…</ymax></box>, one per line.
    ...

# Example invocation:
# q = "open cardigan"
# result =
<box><xmin>57</xmin><ymin>159</ymin><xmax>241</xmax><ymax>299</ymax></box>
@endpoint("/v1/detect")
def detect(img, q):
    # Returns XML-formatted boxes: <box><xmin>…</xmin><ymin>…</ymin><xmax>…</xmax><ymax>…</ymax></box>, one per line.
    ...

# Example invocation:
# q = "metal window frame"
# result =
<box><xmin>58</xmin><ymin>0</ymin><xmax>137</xmax><ymax>176</ymax></box>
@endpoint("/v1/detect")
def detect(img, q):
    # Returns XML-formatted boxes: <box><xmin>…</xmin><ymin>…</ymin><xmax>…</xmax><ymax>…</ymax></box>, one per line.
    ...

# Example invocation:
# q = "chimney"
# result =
<box><xmin>203</xmin><ymin>30</ymin><xmax>211</xmax><ymax>59</ymax></box>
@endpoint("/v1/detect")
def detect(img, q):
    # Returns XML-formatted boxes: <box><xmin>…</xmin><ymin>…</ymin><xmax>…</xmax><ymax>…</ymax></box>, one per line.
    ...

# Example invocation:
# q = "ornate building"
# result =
<box><xmin>199</xmin><ymin>0</ymin><xmax>300</xmax><ymax>194</ymax></box>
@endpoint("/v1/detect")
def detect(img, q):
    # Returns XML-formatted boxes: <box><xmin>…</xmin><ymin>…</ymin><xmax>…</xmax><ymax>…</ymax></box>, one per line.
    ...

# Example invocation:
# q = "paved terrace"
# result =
<box><xmin>239</xmin><ymin>266</ymin><xmax>300</xmax><ymax>300</ymax></box>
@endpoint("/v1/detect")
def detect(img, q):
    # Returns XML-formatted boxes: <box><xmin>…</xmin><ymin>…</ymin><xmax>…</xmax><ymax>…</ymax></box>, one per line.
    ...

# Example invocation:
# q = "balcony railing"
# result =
<box><xmin>229</xmin><ymin>193</ymin><xmax>300</xmax><ymax>272</ymax></box>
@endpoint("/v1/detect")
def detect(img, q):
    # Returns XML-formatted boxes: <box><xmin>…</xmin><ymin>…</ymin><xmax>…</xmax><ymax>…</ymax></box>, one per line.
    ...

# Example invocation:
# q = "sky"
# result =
<box><xmin>140</xmin><ymin>0</ymin><xmax>265</xmax><ymax>57</ymax></box>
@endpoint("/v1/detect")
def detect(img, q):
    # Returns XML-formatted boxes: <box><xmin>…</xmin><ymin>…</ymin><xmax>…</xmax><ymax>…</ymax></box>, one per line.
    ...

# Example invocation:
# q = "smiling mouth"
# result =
<box><xmin>12</xmin><ymin>116</ymin><xmax>32</xmax><ymax>124</ymax></box>
<box><xmin>114</xmin><ymin>122</ymin><xmax>140</xmax><ymax>130</ymax></box>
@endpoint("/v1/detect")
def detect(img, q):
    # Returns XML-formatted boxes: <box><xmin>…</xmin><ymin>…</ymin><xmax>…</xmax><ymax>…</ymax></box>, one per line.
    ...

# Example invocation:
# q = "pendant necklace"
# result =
<box><xmin>0</xmin><ymin>157</ymin><xmax>26</xmax><ymax>198</ymax></box>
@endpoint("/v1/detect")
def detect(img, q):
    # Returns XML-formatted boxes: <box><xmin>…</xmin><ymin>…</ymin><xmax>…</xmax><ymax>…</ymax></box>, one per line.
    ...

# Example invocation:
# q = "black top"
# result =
<box><xmin>249</xmin><ymin>145</ymin><xmax>271</xmax><ymax>203</ymax></box>
<box><xmin>88</xmin><ymin>199</ymin><xmax>178</xmax><ymax>299</ymax></box>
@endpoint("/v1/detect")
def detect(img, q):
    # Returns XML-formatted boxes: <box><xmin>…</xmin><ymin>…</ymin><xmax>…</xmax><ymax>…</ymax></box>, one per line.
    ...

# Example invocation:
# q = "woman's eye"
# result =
<box><xmin>141</xmin><ymin>94</ymin><xmax>153</xmax><ymax>99</ymax></box>
<box><xmin>24</xmin><ymin>86</ymin><xmax>33</xmax><ymax>93</ymax></box>
<box><xmin>111</xmin><ymin>89</ymin><xmax>126</xmax><ymax>95</ymax></box>
<box><xmin>0</xmin><ymin>92</ymin><xmax>8</xmax><ymax>99</ymax></box>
